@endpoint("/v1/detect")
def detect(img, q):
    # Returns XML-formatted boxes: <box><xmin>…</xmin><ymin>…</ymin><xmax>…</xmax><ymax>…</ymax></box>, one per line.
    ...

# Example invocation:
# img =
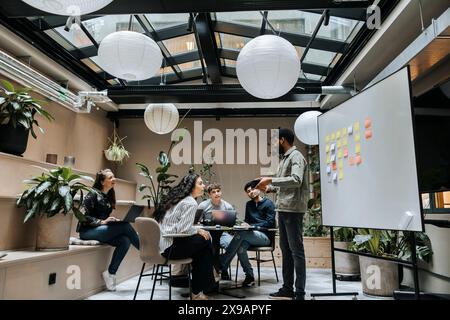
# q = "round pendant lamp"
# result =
<box><xmin>144</xmin><ymin>104</ymin><xmax>179</xmax><ymax>135</ymax></box>
<box><xmin>294</xmin><ymin>111</ymin><xmax>322</xmax><ymax>145</ymax></box>
<box><xmin>22</xmin><ymin>0</ymin><xmax>113</xmax><ymax>16</ymax></box>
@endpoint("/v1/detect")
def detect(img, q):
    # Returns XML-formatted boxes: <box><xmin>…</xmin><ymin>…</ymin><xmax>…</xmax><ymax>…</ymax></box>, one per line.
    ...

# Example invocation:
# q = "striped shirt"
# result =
<box><xmin>159</xmin><ymin>196</ymin><xmax>199</xmax><ymax>253</ymax></box>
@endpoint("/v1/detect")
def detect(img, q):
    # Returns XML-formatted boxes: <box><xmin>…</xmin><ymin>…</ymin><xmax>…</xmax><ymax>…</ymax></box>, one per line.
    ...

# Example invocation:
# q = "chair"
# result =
<box><xmin>133</xmin><ymin>217</ymin><xmax>193</xmax><ymax>300</ymax></box>
<box><xmin>234</xmin><ymin>228</ymin><xmax>279</xmax><ymax>286</ymax></box>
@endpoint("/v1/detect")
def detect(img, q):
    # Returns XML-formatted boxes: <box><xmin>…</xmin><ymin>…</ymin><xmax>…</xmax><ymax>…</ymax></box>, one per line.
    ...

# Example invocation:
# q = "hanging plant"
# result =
<box><xmin>104</xmin><ymin>129</ymin><xmax>130</xmax><ymax>163</ymax></box>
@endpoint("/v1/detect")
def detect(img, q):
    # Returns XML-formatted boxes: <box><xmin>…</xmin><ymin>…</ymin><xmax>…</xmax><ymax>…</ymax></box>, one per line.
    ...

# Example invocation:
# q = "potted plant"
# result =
<box><xmin>334</xmin><ymin>227</ymin><xmax>360</xmax><ymax>278</ymax></box>
<box><xmin>351</xmin><ymin>229</ymin><xmax>432</xmax><ymax>297</ymax></box>
<box><xmin>104</xmin><ymin>128</ymin><xmax>130</xmax><ymax>163</ymax></box>
<box><xmin>17</xmin><ymin>166</ymin><xmax>94</xmax><ymax>251</ymax></box>
<box><xmin>0</xmin><ymin>79</ymin><xmax>54</xmax><ymax>156</ymax></box>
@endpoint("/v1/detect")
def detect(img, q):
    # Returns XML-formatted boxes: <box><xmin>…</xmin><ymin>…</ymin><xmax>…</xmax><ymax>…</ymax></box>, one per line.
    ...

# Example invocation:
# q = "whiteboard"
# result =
<box><xmin>318</xmin><ymin>68</ymin><xmax>423</xmax><ymax>231</ymax></box>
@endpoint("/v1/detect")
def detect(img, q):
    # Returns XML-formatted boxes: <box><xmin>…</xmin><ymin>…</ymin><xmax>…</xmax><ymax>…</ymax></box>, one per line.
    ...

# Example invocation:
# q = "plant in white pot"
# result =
<box><xmin>104</xmin><ymin>129</ymin><xmax>130</xmax><ymax>163</ymax></box>
<box><xmin>17</xmin><ymin>166</ymin><xmax>94</xmax><ymax>251</ymax></box>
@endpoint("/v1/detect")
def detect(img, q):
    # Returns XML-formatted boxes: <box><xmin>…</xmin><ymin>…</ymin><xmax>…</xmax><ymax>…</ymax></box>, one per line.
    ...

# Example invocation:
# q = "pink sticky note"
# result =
<box><xmin>365</xmin><ymin>130</ymin><xmax>373</xmax><ymax>140</ymax></box>
<box><xmin>355</xmin><ymin>155</ymin><xmax>362</xmax><ymax>165</ymax></box>
<box><xmin>365</xmin><ymin>118</ymin><xmax>372</xmax><ymax>129</ymax></box>
<box><xmin>349</xmin><ymin>156</ymin><xmax>355</xmax><ymax>166</ymax></box>
<box><xmin>343</xmin><ymin>148</ymin><xmax>349</xmax><ymax>158</ymax></box>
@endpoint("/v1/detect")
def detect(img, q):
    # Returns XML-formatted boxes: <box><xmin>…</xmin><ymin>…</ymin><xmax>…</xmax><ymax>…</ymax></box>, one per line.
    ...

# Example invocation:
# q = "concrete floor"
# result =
<box><xmin>87</xmin><ymin>267</ymin><xmax>393</xmax><ymax>300</ymax></box>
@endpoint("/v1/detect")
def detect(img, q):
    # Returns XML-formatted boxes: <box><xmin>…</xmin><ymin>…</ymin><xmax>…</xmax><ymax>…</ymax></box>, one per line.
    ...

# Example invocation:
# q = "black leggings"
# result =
<box><xmin>162</xmin><ymin>234</ymin><xmax>215</xmax><ymax>295</ymax></box>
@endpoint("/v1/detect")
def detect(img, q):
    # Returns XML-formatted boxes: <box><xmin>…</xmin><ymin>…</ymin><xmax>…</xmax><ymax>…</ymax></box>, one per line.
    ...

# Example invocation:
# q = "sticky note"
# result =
<box><xmin>365</xmin><ymin>118</ymin><xmax>372</xmax><ymax>129</ymax></box>
<box><xmin>326</xmin><ymin>154</ymin><xmax>331</xmax><ymax>163</ymax></box>
<box><xmin>365</xmin><ymin>130</ymin><xmax>373</xmax><ymax>140</ymax></box>
<box><xmin>349</xmin><ymin>156</ymin><xmax>355</xmax><ymax>166</ymax></box>
<box><xmin>331</xmin><ymin>154</ymin><xmax>336</xmax><ymax>162</ymax></box>
<box><xmin>336</xmin><ymin>131</ymin><xmax>341</xmax><ymax>139</ymax></box>
<box><xmin>338</xmin><ymin>149</ymin><xmax>343</xmax><ymax>159</ymax></box>
<box><xmin>342</xmin><ymin>128</ymin><xmax>347</xmax><ymax>136</ymax></box>
<box><xmin>355</xmin><ymin>155</ymin><xmax>362</xmax><ymax>165</ymax></box>
<box><xmin>326</xmin><ymin>135</ymin><xmax>330</xmax><ymax>143</ymax></box>
<box><xmin>339</xmin><ymin>170</ymin><xmax>344</xmax><ymax>180</ymax></box>
<box><xmin>330</xmin><ymin>143</ymin><xmax>336</xmax><ymax>152</ymax></box>
<box><xmin>337</xmin><ymin>140</ymin><xmax>341</xmax><ymax>148</ymax></box>
<box><xmin>354</xmin><ymin>121</ymin><xmax>360</xmax><ymax>132</ymax></box>
<box><xmin>343</xmin><ymin>137</ymin><xmax>348</xmax><ymax>146</ymax></box>
<box><xmin>343</xmin><ymin>148</ymin><xmax>349</xmax><ymax>158</ymax></box>
<box><xmin>326</xmin><ymin>166</ymin><xmax>331</xmax><ymax>174</ymax></box>
<box><xmin>355</xmin><ymin>143</ymin><xmax>361</xmax><ymax>154</ymax></box>
<box><xmin>333</xmin><ymin>172</ymin><xmax>338</xmax><ymax>182</ymax></box>
<box><xmin>332</xmin><ymin>162</ymin><xmax>337</xmax><ymax>171</ymax></box>
<box><xmin>326</xmin><ymin>144</ymin><xmax>330</xmax><ymax>152</ymax></box>
<box><xmin>331</xmin><ymin>132</ymin><xmax>335</xmax><ymax>140</ymax></box>
<box><xmin>354</xmin><ymin>133</ymin><xmax>361</xmax><ymax>142</ymax></box>
<box><xmin>338</xmin><ymin>159</ymin><xmax>344</xmax><ymax>169</ymax></box>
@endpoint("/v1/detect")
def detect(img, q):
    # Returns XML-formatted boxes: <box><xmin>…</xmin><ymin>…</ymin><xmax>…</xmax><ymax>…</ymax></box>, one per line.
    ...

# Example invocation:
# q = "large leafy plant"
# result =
<box><xmin>0</xmin><ymin>79</ymin><xmax>54</xmax><ymax>137</ymax></box>
<box><xmin>17</xmin><ymin>166</ymin><xmax>94</xmax><ymax>223</ymax></box>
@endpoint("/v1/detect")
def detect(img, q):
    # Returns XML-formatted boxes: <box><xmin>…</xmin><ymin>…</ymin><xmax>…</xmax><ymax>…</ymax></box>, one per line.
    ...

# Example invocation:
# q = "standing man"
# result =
<box><xmin>256</xmin><ymin>128</ymin><xmax>309</xmax><ymax>300</ymax></box>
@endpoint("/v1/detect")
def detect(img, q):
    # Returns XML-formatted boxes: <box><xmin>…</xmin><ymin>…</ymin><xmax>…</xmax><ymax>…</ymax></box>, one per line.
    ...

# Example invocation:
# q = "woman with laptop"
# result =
<box><xmin>77</xmin><ymin>169</ymin><xmax>140</xmax><ymax>291</ymax></box>
<box><xmin>155</xmin><ymin>174</ymin><xmax>216</xmax><ymax>300</ymax></box>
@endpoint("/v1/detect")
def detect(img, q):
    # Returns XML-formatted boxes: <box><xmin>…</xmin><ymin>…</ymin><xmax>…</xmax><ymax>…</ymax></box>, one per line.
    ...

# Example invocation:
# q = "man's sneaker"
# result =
<box><xmin>221</xmin><ymin>269</ymin><xmax>231</xmax><ymax>281</ymax></box>
<box><xmin>269</xmin><ymin>288</ymin><xmax>294</xmax><ymax>300</ymax></box>
<box><xmin>242</xmin><ymin>274</ymin><xmax>255</xmax><ymax>287</ymax></box>
<box><xmin>102</xmin><ymin>270</ymin><xmax>116</xmax><ymax>291</ymax></box>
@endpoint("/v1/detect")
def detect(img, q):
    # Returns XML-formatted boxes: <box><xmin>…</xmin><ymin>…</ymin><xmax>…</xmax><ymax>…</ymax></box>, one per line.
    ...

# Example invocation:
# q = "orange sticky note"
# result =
<box><xmin>332</xmin><ymin>162</ymin><xmax>337</xmax><ymax>171</ymax></box>
<box><xmin>355</xmin><ymin>143</ymin><xmax>361</xmax><ymax>154</ymax></box>
<box><xmin>365</xmin><ymin>130</ymin><xmax>373</xmax><ymax>140</ymax></box>
<box><xmin>365</xmin><ymin>118</ymin><xmax>372</xmax><ymax>129</ymax></box>
<box><xmin>355</xmin><ymin>155</ymin><xmax>362</xmax><ymax>165</ymax></box>
<box><xmin>354</xmin><ymin>133</ymin><xmax>361</xmax><ymax>142</ymax></box>
<box><xmin>343</xmin><ymin>148</ymin><xmax>349</xmax><ymax>158</ymax></box>
<box><xmin>349</xmin><ymin>156</ymin><xmax>355</xmax><ymax>166</ymax></box>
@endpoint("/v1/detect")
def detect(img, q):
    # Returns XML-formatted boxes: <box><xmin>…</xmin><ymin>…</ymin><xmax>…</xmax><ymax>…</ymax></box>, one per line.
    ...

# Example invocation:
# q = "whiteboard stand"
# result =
<box><xmin>310</xmin><ymin>227</ymin><xmax>359</xmax><ymax>300</ymax></box>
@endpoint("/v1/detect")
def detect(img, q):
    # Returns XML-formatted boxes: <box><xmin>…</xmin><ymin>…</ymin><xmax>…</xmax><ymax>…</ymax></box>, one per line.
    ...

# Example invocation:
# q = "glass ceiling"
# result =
<box><xmin>28</xmin><ymin>10</ymin><xmax>366</xmax><ymax>87</ymax></box>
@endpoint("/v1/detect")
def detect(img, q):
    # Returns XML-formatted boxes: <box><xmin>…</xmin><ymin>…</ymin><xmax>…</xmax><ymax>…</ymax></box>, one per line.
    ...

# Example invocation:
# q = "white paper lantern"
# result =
<box><xmin>98</xmin><ymin>31</ymin><xmax>162</xmax><ymax>81</ymax></box>
<box><xmin>294</xmin><ymin>111</ymin><xmax>322</xmax><ymax>145</ymax></box>
<box><xmin>22</xmin><ymin>0</ymin><xmax>113</xmax><ymax>16</ymax></box>
<box><xmin>236</xmin><ymin>35</ymin><xmax>300</xmax><ymax>99</ymax></box>
<box><xmin>144</xmin><ymin>104</ymin><xmax>179</xmax><ymax>135</ymax></box>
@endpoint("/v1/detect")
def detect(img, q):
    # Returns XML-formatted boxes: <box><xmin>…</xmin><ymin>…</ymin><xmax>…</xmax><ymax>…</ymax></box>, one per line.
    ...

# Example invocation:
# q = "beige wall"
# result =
<box><xmin>116</xmin><ymin>117</ymin><xmax>307</xmax><ymax>216</ymax></box>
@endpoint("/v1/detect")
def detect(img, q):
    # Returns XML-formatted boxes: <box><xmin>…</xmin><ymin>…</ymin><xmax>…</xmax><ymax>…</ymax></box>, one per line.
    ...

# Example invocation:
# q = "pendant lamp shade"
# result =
<box><xmin>22</xmin><ymin>0</ymin><xmax>113</xmax><ymax>16</ymax></box>
<box><xmin>144</xmin><ymin>104</ymin><xmax>179</xmax><ymax>135</ymax></box>
<box><xmin>294</xmin><ymin>111</ymin><xmax>322</xmax><ymax>145</ymax></box>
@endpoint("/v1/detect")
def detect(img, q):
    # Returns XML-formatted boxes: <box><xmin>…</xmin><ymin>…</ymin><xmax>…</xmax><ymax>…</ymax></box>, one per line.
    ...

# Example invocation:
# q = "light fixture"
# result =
<box><xmin>97</xmin><ymin>31</ymin><xmax>162</xmax><ymax>81</ymax></box>
<box><xmin>236</xmin><ymin>35</ymin><xmax>300</xmax><ymax>99</ymax></box>
<box><xmin>144</xmin><ymin>104</ymin><xmax>179</xmax><ymax>135</ymax></box>
<box><xmin>294</xmin><ymin>111</ymin><xmax>322</xmax><ymax>145</ymax></box>
<box><xmin>22</xmin><ymin>0</ymin><xmax>113</xmax><ymax>16</ymax></box>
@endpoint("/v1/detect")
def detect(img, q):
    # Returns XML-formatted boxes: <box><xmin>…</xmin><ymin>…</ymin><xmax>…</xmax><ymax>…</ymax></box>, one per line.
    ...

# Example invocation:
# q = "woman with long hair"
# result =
<box><xmin>156</xmin><ymin>174</ymin><xmax>215</xmax><ymax>300</ymax></box>
<box><xmin>77</xmin><ymin>169</ymin><xmax>140</xmax><ymax>291</ymax></box>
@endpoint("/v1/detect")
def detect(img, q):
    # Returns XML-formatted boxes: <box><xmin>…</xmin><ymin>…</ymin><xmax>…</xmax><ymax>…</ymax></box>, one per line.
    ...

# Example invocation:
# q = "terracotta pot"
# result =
<box><xmin>35</xmin><ymin>213</ymin><xmax>73</xmax><ymax>251</ymax></box>
<box><xmin>334</xmin><ymin>241</ymin><xmax>360</xmax><ymax>276</ymax></box>
<box><xmin>359</xmin><ymin>255</ymin><xmax>399</xmax><ymax>297</ymax></box>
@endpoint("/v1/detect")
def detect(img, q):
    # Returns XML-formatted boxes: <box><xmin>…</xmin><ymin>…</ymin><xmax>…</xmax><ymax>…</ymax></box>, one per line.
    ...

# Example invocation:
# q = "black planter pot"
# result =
<box><xmin>0</xmin><ymin>123</ymin><xmax>29</xmax><ymax>156</ymax></box>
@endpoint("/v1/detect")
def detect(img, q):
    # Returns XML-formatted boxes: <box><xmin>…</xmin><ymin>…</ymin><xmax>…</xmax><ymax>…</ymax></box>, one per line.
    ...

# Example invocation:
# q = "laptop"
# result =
<box><xmin>194</xmin><ymin>209</ymin><xmax>204</xmax><ymax>224</ymax></box>
<box><xmin>211</xmin><ymin>210</ymin><xmax>237</xmax><ymax>227</ymax></box>
<box><xmin>109</xmin><ymin>205</ymin><xmax>144</xmax><ymax>224</ymax></box>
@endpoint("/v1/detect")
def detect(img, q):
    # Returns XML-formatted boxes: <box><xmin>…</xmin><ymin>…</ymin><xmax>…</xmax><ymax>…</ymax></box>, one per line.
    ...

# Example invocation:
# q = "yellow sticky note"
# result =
<box><xmin>337</xmin><ymin>140</ymin><xmax>341</xmax><ymax>148</ymax></box>
<box><xmin>336</xmin><ymin>131</ymin><xmax>341</xmax><ymax>139</ymax></box>
<box><xmin>355</xmin><ymin>143</ymin><xmax>361</xmax><ymax>154</ymax></box>
<box><xmin>338</xmin><ymin>149</ymin><xmax>343</xmax><ymax>159</ymax></box>
<box><xmin>326</xmin><ymin>144</ymin><xmax>330</xmax><ymax>153</ymax></box>
<box><xmin>343</xmin><ymin>137</ymin><xmax>348</xmax><ymax>146</ymax></box>
<box><xmin>354</xmin><ymin>121</ymin><xmax>360</xmax><ymax>132</ymax></box>
<box><xmin>354</xmin><ymin>133</ymin><xmax>361</xmax><ymax>142</ymax></box>
<box><xmin>339</xmin><ymin>170</ymin><xmax>344</xmax><ymax>180</ymax></box>
<box><xmin>343</xmin><ymin>127</ymin><xmax>347</xmax><ymax>136</ymax></box>
<box><xmin>326</xmin><ymin>135</ymin><xmax>330</xmax><ymax>143</ymax></box>
<box><xmin>326</xmin><ymin>154</ymin><xmax>331</xmax><ymax>164</ymax></box>
<box><xmin>339</xmin><ymin>159</ymin><xmax>344</xmax><ymax>169</ymax></box>
<box><xmin>331</xmin><ymin>132</ymin><xmax>335</xmax><ymax>140</ymax></box>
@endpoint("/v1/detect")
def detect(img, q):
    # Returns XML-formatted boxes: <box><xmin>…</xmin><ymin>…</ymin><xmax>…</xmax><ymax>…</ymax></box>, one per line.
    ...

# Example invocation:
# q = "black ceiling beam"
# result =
<box><xmin>218</xmin><ymin>49</ymin><xmax>330</xmax><ymax>76</ymax></box>
<box><xmin>1</xmin><ymin>1</ymin><xmax>373</xmax><ymax>17</ymax></box>
<box><xmin>127</xmin><ymin>69</ymin><xmax>204</xmax><ymax>86</ymax></box>
<box><xmin>221</xmin><ymin>66</ymin><xmax>326</xmax><ymax>82</ymax></box>
<box><xmin>214</xmin><ymin>21</ymin><xmax>346</xmax><ymax>53</ymax></box>
<box><xmin>108</xmin><ymin>107</ymin><xmax>320</xmax><ymax>120</ymax></box>
<box><xmin>106</xmin><ymin>83</ymin><xmax>322</xmax><ymax>104</ymax></box>
<box><xmin>302</xmin><ymin>8</ymin><xmax>368</xmax><ymax>21</ymax></box>
<box><xmin>194</xmin><ymin>13</ymin><xmax>222</xmax><ymax>84</ymax></box>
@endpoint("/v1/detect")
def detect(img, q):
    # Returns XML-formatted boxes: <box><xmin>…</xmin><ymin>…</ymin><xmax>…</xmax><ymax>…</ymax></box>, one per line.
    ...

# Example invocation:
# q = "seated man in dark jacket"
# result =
<box><xmin>220</xmin><ymin>180</ymin><xmax>276</xmax><ymax>286</ymax></box>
